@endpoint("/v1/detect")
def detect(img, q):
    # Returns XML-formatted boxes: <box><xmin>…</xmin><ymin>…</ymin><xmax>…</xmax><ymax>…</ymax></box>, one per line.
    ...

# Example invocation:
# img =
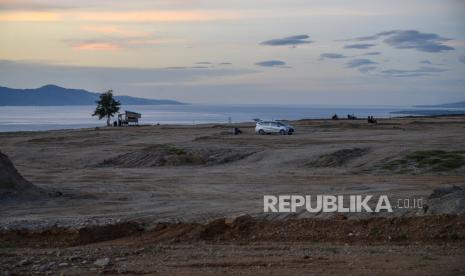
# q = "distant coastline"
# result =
<box><xmin>391</xmin><ymin>103</ymin><xmax>465</xmax><ymax>117</ymax></box>
<box><xmin>391</xmin><ymin>110</ymin><xmax>465</xmax><ymax>116</ymax></box>
<box><xmin>0</xmin><ymin>84</ymin><xmax>185</xmax><ymax>106</ymax></box>
<box><xmin>414</xmin><ymin>101</ymin><xmax>465</xmax><ymax>109</ymax></box>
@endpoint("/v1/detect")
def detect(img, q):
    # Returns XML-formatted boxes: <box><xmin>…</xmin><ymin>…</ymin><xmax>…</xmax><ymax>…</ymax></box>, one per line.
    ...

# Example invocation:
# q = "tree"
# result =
<box><xmin>92</xmin><ymin>90</ymin><xmax>121</xmax><ymax>126</ymax></box>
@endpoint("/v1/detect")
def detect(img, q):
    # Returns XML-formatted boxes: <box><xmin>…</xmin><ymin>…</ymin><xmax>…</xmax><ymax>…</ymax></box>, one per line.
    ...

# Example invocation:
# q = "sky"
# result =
<box><xmin>0</xmin><ymin>0</ymin><xmax>464</xmax><ymax>105</ymax></box>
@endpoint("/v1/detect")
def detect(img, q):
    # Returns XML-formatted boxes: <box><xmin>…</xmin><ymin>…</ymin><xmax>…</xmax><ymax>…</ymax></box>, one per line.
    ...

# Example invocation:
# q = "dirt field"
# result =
<box><xmin>1</xmin><ymin>214</ymin><xmax>465</xmax><ymax>275</ymax></box>
<box><xmin>1</xmin><ymin>116</ymin><xmax>465</xmax><ymax>274</ymax></box>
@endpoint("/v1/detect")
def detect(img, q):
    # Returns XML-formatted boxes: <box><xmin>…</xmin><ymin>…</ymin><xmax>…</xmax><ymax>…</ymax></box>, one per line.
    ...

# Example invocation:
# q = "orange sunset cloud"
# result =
<box><xmin>81</xmin><ymin>26</ymin><xmax>150</xmax><ymax>36</ymax></box>
<box><xmin>0</xmin><ymin>11</ymin><xmax>60</xmax><ymax>21</ymax></box>
<box><xmin>75</xmin><ymin>10</ymin><xmax>238</xmax><ymax>22</ymax></box>
<box><xmin>73</xmin><ymin>42</ymin><xmax>122</xmax><ymax>51</ymax></box>
<box><xmin>0</xmin><ymin>10</ymin><xmax>240</xmax><ymax>22</ymax></box>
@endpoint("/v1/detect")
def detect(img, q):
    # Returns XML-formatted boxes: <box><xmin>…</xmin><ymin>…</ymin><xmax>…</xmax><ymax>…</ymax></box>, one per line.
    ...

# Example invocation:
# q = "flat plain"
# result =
<box><xmin>1</xmin><ymin>116</ymin><xmax>465</xmax><ymax>275</ymax></box>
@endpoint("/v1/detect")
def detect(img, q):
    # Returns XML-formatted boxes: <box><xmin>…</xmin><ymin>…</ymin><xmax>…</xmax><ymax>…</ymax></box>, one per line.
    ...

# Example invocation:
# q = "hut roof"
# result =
<box><xmin>125</xmin><ymin>111</ymin><xmax>141</xmax><ymax>118</ymax></box>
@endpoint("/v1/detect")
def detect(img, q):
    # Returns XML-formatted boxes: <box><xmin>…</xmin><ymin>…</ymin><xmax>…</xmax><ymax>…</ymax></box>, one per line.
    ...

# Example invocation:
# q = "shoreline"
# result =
<box><xmin>2</xmin><ymin>103</ymin><xmax>464</xmax><ymax>133</ymax></box>
<box><xmin>1</xmin><ymin>113</ymin><xmax>465</xmax><ymax>134</ymax></box>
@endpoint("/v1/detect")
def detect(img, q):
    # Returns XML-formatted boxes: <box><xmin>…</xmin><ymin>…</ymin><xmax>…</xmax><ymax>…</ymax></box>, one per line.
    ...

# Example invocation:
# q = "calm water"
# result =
<box><xmin>0</xmin><ymin>104</ymin><xmax>455</xmax><ymax>132</ymax></box>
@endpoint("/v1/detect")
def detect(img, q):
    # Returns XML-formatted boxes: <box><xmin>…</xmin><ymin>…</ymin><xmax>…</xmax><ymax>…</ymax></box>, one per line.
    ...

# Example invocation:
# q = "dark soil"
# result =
<box><xmin>306</xmin><ymin>148</ymin><xmax>369</xmax><ymax>167</ymax></box>
<box><xmin>2</xmin><ymin>214</ymin><xmax>464</xmax><ymax>248</ymax></box>
<box><xmin>100</xmin><ymin>144</ymin><xmax>256</xmax><ymax>167</ymax></box>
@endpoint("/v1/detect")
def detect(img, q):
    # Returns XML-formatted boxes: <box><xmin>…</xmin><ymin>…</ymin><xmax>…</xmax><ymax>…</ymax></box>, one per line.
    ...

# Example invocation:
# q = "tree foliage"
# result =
<box><xmin>92</xmin><ymin>90</ymin><xmax>121</xmax><ymax>126</ymax></box>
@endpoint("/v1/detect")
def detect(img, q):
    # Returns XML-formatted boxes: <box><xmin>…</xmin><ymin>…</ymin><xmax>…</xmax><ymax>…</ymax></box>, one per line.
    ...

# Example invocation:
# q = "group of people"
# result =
<box><xmin>331</xmin><ymin>113</ymin><xmax>358</xmax><ymax>120</ymax></box>
<box><xmin>112</xmin><ymin>119</ymin><xmax>124</xmax><ymax>127</ymax></box>
<box><xmin>234</xmin><ymin>127</ymin><xmax>242</xmax><ymax>135</ymax></box>
<box><xmin>331</xmin><ymin>113</ymin><xmax>377</xmax><ymax>124</ymax></box>
<box><xmin>367</xmin><ymin>116</ymin><xmax>377</xmax><ymax>124</ymax></box>
<box><xmin>347</xmin><ymin>114</ymin><xmax>357</xmax><ymax>120</ymax></box>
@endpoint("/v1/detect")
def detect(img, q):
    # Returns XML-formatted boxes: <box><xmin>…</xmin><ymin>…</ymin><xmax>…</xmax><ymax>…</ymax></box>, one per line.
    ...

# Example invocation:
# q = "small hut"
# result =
<box><xmin>118</xmin><ymin>111</ymin><xmax>141</xmax><ymax>126</ymax></box>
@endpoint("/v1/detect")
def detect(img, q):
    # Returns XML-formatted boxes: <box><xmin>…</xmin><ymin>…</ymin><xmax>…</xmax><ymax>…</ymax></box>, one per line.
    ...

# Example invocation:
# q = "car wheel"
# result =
<box><xmin>258</xmin><ymin>129</ymin><xmax>265</xmax><ymax>135</ymax></box>
<box><xmin>280</xmin><ymin>129</ymin><xmax>286</xmax><ymax>135</ymax></box>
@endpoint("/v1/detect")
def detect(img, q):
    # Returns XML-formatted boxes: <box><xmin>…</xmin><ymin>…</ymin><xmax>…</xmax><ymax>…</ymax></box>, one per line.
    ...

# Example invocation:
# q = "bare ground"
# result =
<box><xmin>1</xmin><ymin>116</ymin><xmax>465</xmax><ymax>274</ymax></box>
<box><xmin>1</xmin><ymin>214</ymin><xmax>465</xmax><ymax>275</ymax></box>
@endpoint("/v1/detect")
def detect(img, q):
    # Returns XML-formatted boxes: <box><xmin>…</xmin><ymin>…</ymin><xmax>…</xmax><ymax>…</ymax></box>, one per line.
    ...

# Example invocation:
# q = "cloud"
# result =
<box><xmin>71</xmin><ymin>42</ymin><xmax>122</xmax><ymax>51</ymax></box>
<box><xmin>81</xmin><ymin>25</ymin><xmax>149</xmax><ymax>36</ymax></box>
<box><xmin>381</xmin><ymin>73</ymin><xmax>434</xmax><ymax>78</ymax></box>
<box><xmin>459</xmin><ymin>55</ymin><xmax>465</xmax><ymax>64</ymax></box>
<box><xmin>0</xmin><ymin>60</ymin><xmax>256</xmax><ymax>90</ymax></box>
<box><xmin>260</xmin><ymin>35</ymin><xmax>312</xmax><ymax>46</ymax></box>
<box><xmin>358</xmin><ymin>66</ymin><xmax>377</xmax><ymax>74</ymax></box>
<box><xmin>381</xmin><ymin>66</ymin><xmax>447</xmax><ymax>77</ymax></box>
<box><xmin>0</xmin><ymin>0</ymin><xmax>75</xmax><ymax>11</ymax></box>
<box><xmin>0</xmin><ymin>10</ymin><xmax>241</xmax><ymax>22</ymax></box>
<box><xmin>164</xmin><ymin>66</ymin><xmax>210</xmax><ymax>69</ymax></box>
<box><xmin>63</xmin><ymin>32</ymin><xmax>175</xmax><ymax>50</ymax></box>
<box><xmin>363</xmin><ymin>52</ymin><xmax>381</xmax><ymax>56</ymax></box>
<box><xmin>78</xmin><ymin>11</ymin><xmax>239</xmax><ymax>22</ymax></box>
<box><xmin>0</xmin><ymin>11</ymin><xmax>60</xmax><ymax>21</ymax></box>
<box><xmin>344</xmin><ymin>43</ymin><xmax>376</xmax><ymax>49</ymax></box>
<box><xmin>384</xmin><ymin>31</ymin><xmax>453</xmax><ymax>52</ymax></box>
<box><xmin>346</xmin><ymin>59</ymin><xmax>377</xmax><ymax>68</ymax></box>
<box><xmin>255</xmin><ymin>60</ymin><xmax>288</xmax><ymax>67</ymax></box>
<box><xmin>320</xmin><ymin>53</ymin><xmax>347</xmax><ymax>59</ymax></box>
<box><xmin>351</xmin><ymin>30</ymin><xmax>454</xmax><ymax>53</ymax></box>
<box><xmin>419</xmin><ymin>60</ymin><xmax>447</xmax><ymax>66</ymax></box>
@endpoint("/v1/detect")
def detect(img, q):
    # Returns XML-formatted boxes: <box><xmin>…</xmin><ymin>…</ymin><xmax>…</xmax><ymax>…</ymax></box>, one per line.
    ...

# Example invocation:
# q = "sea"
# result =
<box><xmin>0</xmin><ymin>104</ymin><xmax>462</xmax><ymax>132</ymax></box>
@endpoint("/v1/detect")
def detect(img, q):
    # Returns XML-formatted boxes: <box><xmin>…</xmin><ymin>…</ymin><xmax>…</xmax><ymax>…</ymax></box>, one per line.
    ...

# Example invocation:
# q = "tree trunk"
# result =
<box><xmin>106</xmin><ymin>116</ymin><xmax>111</xmax><ymax>126</ymax></box>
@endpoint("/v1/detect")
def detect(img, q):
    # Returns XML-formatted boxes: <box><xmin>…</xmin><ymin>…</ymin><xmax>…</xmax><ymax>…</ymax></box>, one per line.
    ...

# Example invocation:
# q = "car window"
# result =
<box><xmin>270</xmin><ymin>122</ymin><xmax>278</xmax><ymax>127</ymax></box>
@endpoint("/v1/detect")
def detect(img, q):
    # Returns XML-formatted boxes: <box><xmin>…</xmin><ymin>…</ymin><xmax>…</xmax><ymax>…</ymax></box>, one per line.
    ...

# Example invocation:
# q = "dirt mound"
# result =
<box><xmin>425</xmin><ymin>185</ymin><xmax>465</xmax><ymax>215</ymax></box>
<box><xmin>0</xmin><ymin>222</ymin><xmax>143</xmax><ymax>248</ymax></box>
<box><xmin>0</xmin><ymin>151</ymin><xmax>44</xmax><ymax>198</ymax></box>
<box><xmin>193</xmin><ymin>214</ymin><xmax>465</xmax><ymax>244</ymax></box>
<box><xmin>2</xmin><ymin>214</ymin><xmax>464</xmax><ymax>248</ymax></box>
<box><xmin>306</xmin><ymin>148</ymin><xmax>369</xmax><ymax>167</ymax></box>
<box><xmin>101</xmin><ymin>144</ymin><xmax>256</xmax><ymax>167</ymax></box>
<box><xmin>381</xmin><ymin>150</ymin><xmax>465</xmax><ymax>174</ymax></box>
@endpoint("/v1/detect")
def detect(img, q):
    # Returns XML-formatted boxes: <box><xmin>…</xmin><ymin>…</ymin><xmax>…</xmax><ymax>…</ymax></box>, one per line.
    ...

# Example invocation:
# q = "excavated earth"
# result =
<box><xmin>1</xmin><ymin>116</ymin><xmax>465</xmax><ymax>274</ymax></box>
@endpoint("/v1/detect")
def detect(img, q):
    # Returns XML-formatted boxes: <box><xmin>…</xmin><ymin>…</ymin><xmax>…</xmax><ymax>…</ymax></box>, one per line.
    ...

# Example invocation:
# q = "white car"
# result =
<box><xmin>255</xmin><ymin>121</ymin><xmax>294</xmax><ymax>135</ymax></box>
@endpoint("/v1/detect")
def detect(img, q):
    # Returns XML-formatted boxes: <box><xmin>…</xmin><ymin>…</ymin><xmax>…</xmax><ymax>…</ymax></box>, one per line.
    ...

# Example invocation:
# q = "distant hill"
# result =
<box><xmin>0</xmin><ymin>85</ymin><xmax>184</xmax><ymax>106</ymax></box>
<box><xmin>415</xmin><ymin>101</ymin><xmax>465</xmax><ymax>108</ymax></box>
<box><xmin>391</xmin><ymin>110</ymin><xmax>465</xmax><ymax>116</ymax></box>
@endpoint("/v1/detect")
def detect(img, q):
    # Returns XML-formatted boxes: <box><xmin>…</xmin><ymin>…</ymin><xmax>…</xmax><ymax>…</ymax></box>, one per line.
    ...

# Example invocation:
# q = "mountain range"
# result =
<box><xmin>0</xmin><ymin>85</ymin><xmax>184</xmax><ymax>106</ymax></box>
